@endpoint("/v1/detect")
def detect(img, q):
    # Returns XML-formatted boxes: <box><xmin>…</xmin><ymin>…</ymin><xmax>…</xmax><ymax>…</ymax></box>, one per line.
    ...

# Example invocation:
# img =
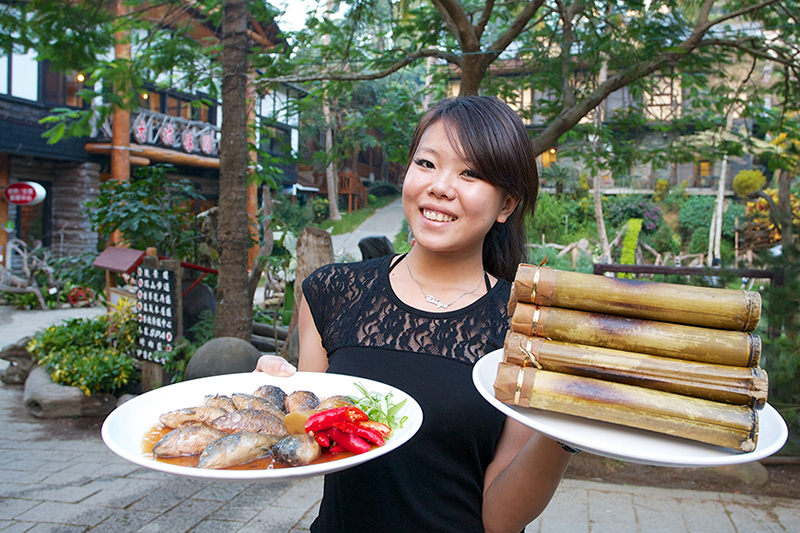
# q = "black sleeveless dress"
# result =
<box><xmin>303</xmin><ymin>254</ymin><xmax>511</xmax><ymax>533</ymax></box>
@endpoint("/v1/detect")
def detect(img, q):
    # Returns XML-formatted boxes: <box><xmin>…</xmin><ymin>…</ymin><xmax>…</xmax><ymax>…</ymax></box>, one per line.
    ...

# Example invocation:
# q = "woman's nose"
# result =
<box><xmin>427</xmin><ymin>171</ymin><xmax>456</xmax><ymax>198</ymax></box>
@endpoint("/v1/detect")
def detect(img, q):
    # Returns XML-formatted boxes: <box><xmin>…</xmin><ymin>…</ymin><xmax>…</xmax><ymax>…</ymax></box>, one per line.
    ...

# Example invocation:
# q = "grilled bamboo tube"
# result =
<box><xmin>511</xmin><ymin>265</ymin><xmax>761</xmax><ymax>332</ymax></box>
<box><xmin>504</xmin><ymin>331</ymin><xmax>768</xmax><ymax>408</ymax></box>
<box><xmin>510</xmin><ymin>302</ymin><xmax>761</xmax><ymax>367</ymax></box>
<box><xmin>493</xmin><ymin>362</ymin><xmax>757</xmax><ymax>452</ymax></box>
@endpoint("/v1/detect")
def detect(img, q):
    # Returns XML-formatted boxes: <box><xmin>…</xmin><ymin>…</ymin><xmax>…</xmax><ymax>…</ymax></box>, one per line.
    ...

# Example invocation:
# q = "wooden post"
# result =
<box><xmin>246</xmin><ymin>78</ymin><xmax>260</xmax><ymax>269</ymax></box>
<box><xmin>111</xmin><ymin>0</ymin><xmax>131</xmax><ymax>185</ymax></box>
<box><xmin>0</xmin><ymin>153</ymin><xmax>9</xmax><ymax>268</ymax></box>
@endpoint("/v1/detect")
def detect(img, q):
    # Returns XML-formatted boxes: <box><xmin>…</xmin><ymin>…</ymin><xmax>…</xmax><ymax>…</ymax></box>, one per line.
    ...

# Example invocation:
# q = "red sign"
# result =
<box><xmin>200</xmin><ymin>134</ymin><xmax>213</xmax><ymax>155</ymax></box>
<box><xmin>4</xmin><ymin>182</ymin><xmax>46</xmax><ymax>206</ymax></box>
<box><xmin>161</xmin><ymin>123</ymin><xmax>176</xmax><ymax>146</ymax></box>
<box><xmin>182</xmin><ymin>130</ymin><xmax>195</xmax><ymax>153</ymax></box>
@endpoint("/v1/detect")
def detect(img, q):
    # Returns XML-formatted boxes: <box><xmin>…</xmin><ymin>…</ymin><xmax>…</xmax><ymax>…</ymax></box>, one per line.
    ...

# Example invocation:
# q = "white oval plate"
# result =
<box><xmin>473</xmin><ymin>349</ymin><xmax>788</xmax><ymax>467</ymax></box>
<box><xmin>102</xmin><ymin>371</ymin><xmax>423</xmax><ymax>481</ymax></box>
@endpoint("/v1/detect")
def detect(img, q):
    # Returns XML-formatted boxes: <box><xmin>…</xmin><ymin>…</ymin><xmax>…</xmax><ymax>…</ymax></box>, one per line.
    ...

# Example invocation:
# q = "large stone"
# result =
<box><xmin>709</xmin><ymin>461</ymin><xmax>770</xmax><ymax>486</ymax></box>
<box><xmin>23</xmin><ymin>366</ymin><xmax>116</xmax><ymax>418</ymax></box>
<box><xmin>0</xmin><ymin>336</ymin><xmax>35</xmax><ymax>385</ymax></box>
<box><xmin>184</xmin><ymin>337</ymin><xmax>262</xmax><ymax>380</ymax></box>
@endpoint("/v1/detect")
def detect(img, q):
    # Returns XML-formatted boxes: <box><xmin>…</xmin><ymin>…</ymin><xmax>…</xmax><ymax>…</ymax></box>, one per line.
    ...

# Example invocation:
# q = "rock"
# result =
<box><xmin>23</xmin><ymin>366</ymin><xmax>117</xmax><ymax>418</ymax></box>
<box><xmin>709</xmin><ymin>461</ymin><xmax>770</xmax><ymax>486</ymax></box>
<box><xmin>0</xmin><ymin>336</ymin><xmax>35</xmax><ymax>385</ymax></box>
<box><xmin>184</xmin><ymin>337</ymin><xmax>262</xmax><ymax>380</ymax></box>
<box><xmin>183</xmin><ymin>282</ymin><xmax>216</xmax><ymax>343</ymax></box>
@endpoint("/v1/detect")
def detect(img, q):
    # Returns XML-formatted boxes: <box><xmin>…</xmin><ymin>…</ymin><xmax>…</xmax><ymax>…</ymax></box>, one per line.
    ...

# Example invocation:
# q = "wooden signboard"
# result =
<box><xmin>135</xmin><ymin>265</ymin><xmax>178</xmax><ymax>363</ymax></box>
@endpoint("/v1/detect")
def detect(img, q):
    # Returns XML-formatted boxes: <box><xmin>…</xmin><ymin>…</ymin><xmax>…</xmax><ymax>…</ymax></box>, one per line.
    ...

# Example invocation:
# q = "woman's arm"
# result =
<box><xmin>254</xmin><ymin>296</ymin><xmax>328</xmax><ymax>374</ymax></box>
<box><xmin>482</xmin><ymin>417</ymin><xmax>573</xmax><ymax>533</ymax></box>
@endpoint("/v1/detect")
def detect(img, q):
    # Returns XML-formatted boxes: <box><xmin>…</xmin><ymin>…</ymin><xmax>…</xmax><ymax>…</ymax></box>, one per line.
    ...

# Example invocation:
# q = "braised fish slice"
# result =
<box><xmin>231</xmin><ymin>393</ymin><xmax>286</xmax><ymax>419</ymax></box>
<box><xmin>204</xmin><ymin>394</ymin><xmax>237</xmax><ymax>413</ymax></box>
<box><xmin>284</xmin><ymin>391</ymin><xmax>320</xmax><ymax>413</ymax></box>
<box><xmin>197</xmin><ymin>432</ymin><xmax>283</xmax><ymax>469</ymax></box>
<box><xmin>160</xmin><ymin>406</ymin><xmax>228</xmax><ymax>428</ymax></box>
<box><xmin>252</xmin><ymin>385</ymin><xmax>287</xmax><ymax>412</ymax></box>
<box><xmin>318</xmin><ymin>395</ymin><xmax>354</xmax><ymax>410</ymax></box>
<box><xmin>153</xmin><ymin>425</ymin><xmax>227</xmax><ymax>457</ymax></box>
<box><xmin>208</xmin><ymin>408</ymin><xmax>288</xmax><ymax>435</ymax></box>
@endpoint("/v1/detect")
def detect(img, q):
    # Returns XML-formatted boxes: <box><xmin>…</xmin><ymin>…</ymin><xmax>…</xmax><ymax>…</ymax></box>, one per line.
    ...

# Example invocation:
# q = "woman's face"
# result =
<box><xmin>402</xmin><ymin>120</ymin><xmax>518</xmax><ymax>258</ymax></box>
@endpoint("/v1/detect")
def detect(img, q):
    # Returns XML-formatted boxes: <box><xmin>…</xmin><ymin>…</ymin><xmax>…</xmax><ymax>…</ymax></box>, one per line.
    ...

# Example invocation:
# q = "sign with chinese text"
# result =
<box><xmin>135</xmin><ymin>266</ymin><xmax>177</xmax><ymax>363</ymax></box>
<box><xmin>4</xmin><ymin>182</ymin><xmax>46</xmax><ymax>206</ymax></box>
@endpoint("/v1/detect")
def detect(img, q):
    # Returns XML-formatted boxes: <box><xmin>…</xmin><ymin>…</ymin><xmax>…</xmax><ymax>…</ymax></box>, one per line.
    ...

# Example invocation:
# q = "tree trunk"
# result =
<box><xmin>247</xmin><ymin>185</ymin><xmax>274</xmax><ymax>301</ymax></box>
<box><xmin>214</xmin><ymin>0</ymin><xmax>252</xmax><ymax>340</ymax></box>
<box><xmin>279</xmin><ymin>227</ymin><xmax>334</xmax><ymax>363</ymax></box>
<box><xmin>594</xmin><ymin>176</ymin><xmax>611</xmax><ymax>264</ymax></box>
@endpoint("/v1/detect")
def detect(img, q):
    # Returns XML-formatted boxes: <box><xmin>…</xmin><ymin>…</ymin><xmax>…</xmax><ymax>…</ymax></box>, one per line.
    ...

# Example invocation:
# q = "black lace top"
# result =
<box><xmin>304</xmin><ymin>254</ymin><xmax>512</xmax><ymax>533</ymax></box>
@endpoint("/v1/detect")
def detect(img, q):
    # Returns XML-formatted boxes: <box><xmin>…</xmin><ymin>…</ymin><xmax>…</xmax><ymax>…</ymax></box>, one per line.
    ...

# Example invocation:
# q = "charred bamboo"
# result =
<box><xmin>504</xmin><ymin>331</ymin><xmax>768</xmax><ymax>408</ymax></box>
<box><xmin>510</xmin><ymin>302</ymin><xmax>761</xmax><ymax>368</ymax></box>
<box><xmin>511</xmin><ymin>265</ymin><xmax>761</xmax><ymax>332</ymax></box>
<box><xmin>493</xmin><ymin>363</ymin><xmax>757</xmax><ymax>452</ymax></box>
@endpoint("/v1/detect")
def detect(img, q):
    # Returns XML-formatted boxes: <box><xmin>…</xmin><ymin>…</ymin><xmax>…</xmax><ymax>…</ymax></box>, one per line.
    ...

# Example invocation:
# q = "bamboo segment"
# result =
<box><xmin>504</xmin><ymin>331</ymin><xmax>768</xmax><ymax>408</ymax></box>
<box><xmin>511</xmin><ymin>265</ymin><xmax>761</xmax><ymax>331</ymax></box>
<box><xmin>493</xmin><ymin>363</ymin><xmax>758</xmax><ymax>452</ymax></box>
<box><xmin>510</xmin><ymin>302</ymin><xmax>761</xmax><ymax>368</ymax></box>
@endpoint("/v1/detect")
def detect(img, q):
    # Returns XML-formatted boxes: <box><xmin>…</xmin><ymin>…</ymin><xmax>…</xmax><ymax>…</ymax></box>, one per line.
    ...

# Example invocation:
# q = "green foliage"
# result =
<box><xmin>367</xmin><ymin>194</ymin><xmax>378</xmax><ymax>205</ymax></box>
<box><xmin>26</xmin><ymin>303</ymin><xmax>139</xmax><ymax>396</ymax></box>
<box><xmin>540</xmin><ymin>163</ymin><xmax>578</xmax><ymax>197</ymax></box>
<box><xmin>733</xmin><ymin>169</ymin><xmax>767</xmax><ymax>198</ymax></box>
<box><xmin>526</xmin><ymin>194</ymin><xmax>597</xmax><ymax>245</ymax></box>
<box><xmin>83</xmin><ymin>165</ymin><xmax>204</xmax><ymax>259</ymax></box>
<box><xmin>272</xmin><ymin>193</ymin><xmax>314</xmax><ymax>235</ymax></box>
<box><xmin>527</xmin><ymin>246</ymin><xmax>594</xmax><ymax>274</ymax></box>
<box><xmin>653</xmin><ymin>179</ymin><xmax>670</xmax><ymax>202</ymax></box>
<box><xmin>645</xmin><ymin>223</ymin><xmax>682</xmax><ymax>255</ymax></box>
<box><xmin>52</xmin><ymin>251</ymin><xmax>106</xmax><ymax>295</ymax></box>
<box><xmin>605</xmin><ymin>196</ymin><xmax>662</xmax><ymax>234</ymax></box>
<box><xmin>662</xmin><ymin>181</ymin><xmax>689</xmax><ymax>212</ymax></box>
<box><xmin>368</xmin><ymin>182</ymin><xmax>401</xmax><ymax>197</ymax></box>
<box><xmin>312</xmin><ymin>198</ymin><xmax>330</xmax><ymax>224</ymax></box>
<box><xmin>619</xmin><ymin>219</ymin><xmax>643</xmax><ymax>275</ymax></box>
<box><xmin>677</xmin><ymin>196</ymin><xmax>746</xmax><ymax>242</ymax></box>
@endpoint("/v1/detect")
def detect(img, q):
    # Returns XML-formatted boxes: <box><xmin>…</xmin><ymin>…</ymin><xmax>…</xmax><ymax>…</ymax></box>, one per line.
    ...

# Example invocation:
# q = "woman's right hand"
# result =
<box><xmin>254</xmin><ymin>355</ymin><xmax>297</xmax><ymax>377</ymax></box>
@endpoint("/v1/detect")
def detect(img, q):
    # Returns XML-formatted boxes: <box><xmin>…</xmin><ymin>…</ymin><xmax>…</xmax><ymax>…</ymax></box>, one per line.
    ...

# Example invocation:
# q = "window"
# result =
<box><xmin>0</xmin><ymin>50</ymin><xmax>39</xmax><ymax>100</ymax></box>
<box><xmin>137</xmin><ymin>87</ymin><xmax>215</xmax><ymax>124</ymax></box>
<box><xmin>42</xmin><ymin>61</ymin><xmax>85</xmax><ymax>107</ymax></box>
<box><xmin>542</xmin><ymin>147</ymin><xmax>557</xmax><ymax>168</ymax></box>
<box><xmin>260</xmin><ymin>123</ymin><xmax>291</xmax><ymax>156</ymax></box>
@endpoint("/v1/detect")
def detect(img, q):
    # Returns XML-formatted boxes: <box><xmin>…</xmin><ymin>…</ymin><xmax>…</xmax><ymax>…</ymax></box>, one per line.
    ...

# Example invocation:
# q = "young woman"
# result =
<box><xmin>256</xmin><ymin>96</ymin><xmax>573</xmax><ymax>533</ymax></box>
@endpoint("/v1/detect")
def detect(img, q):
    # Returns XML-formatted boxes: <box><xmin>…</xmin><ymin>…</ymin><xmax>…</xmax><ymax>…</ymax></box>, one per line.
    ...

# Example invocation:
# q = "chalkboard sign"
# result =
<box><xmin>135</xmin><ymin>266</ymin><xmax>177</xmax><ymax>362</ymax></box>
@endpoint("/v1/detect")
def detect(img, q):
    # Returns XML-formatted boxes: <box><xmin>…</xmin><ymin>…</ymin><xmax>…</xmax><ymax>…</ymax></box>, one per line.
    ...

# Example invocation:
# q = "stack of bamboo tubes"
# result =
<box><xmin>493</xmin><ymin>265</ymin><xmax>768</xmax><ymax>453</ymax></box>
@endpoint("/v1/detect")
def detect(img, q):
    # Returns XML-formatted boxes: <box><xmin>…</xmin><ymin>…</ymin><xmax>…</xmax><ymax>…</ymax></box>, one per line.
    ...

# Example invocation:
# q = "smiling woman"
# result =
<box><xmin>257</xmin><ymin>96</ymin><xmax>569</xmax><ymax>533</ymax></box>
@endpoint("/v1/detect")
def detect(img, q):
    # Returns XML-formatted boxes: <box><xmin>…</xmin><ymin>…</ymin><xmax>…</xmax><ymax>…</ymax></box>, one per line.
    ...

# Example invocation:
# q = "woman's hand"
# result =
<box><xmin>254</xmin><ymin>355</ymin><xmax>296</xmax><ymax>376</ymax></box>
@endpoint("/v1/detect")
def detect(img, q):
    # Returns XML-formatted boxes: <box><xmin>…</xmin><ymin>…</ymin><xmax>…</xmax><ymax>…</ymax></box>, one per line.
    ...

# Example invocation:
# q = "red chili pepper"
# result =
<box><xmin>305</xmin><ymin>407</ymin><xmax>369</xmax><ymax>433</ymax></box>
<box><xmin>333</xmin><ymin>421</ymin><xmax>385</xmax><ymax>446</ymax></box>
<box><xmin>358</xmin><ymin>420</ymin><xmax>391</xmax><ymax>438</ymax></box>
<box><xmin>314</xmin><ymin>430</ymin><xmax>331</xmax><ymax>448</ymax></box>
<box><xmin>329</xmin><ymin>445</ymin><xmax>346</xmax><ymax>454</ymax></box>
<box><xmin>327</xmin><ymin>427</ymin><xmax>371</xmax><ymax>454</ymax></box>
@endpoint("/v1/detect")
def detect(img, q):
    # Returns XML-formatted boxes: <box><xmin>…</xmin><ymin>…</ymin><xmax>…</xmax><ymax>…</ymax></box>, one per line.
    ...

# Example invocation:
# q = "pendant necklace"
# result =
<box><xmin>405</xmin><ymin>258</ymin><xmax>485</xmax><ymax>309</ymax></box>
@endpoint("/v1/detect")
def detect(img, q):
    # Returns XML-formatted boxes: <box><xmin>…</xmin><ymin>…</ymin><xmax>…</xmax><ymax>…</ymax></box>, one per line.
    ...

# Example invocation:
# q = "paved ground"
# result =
<box><xmin>2</xmin><ymin>200</ymin><xmax>800</xmax><ymax>531</ymax></box>
<box><xmin>329</xmin><ymin>197</ymin><xmax>405</xmax><ymax>261</ymax></box>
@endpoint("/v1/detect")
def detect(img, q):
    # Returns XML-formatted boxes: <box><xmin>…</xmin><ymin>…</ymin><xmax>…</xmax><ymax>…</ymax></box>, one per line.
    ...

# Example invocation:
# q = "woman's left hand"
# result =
<box><xmin>254</xmin><ymin>355</ymin><xmax>297</xmax><ymax>377</ymax></box>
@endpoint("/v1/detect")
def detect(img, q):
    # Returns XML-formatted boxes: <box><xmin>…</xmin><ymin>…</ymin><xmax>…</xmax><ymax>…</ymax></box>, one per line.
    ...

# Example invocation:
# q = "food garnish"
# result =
<box><xmin>349</xmin><ymin>382</ymin><xmax>408</xmax><ymax>431</ymax></box>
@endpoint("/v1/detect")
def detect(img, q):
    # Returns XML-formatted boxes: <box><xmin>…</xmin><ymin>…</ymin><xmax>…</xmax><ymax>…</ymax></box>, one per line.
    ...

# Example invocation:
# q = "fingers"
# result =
<box><xmin>254</xmin><ymin>355</ymin><xmax>297</xmax><ymax>377</ymax></box>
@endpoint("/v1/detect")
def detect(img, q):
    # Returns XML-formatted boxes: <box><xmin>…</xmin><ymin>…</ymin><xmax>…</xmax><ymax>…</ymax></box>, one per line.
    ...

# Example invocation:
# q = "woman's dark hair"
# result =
<box><xmin>406</xmin><ymin>96</ymin><xmax>538</xmax><ymax>282</ymax></box>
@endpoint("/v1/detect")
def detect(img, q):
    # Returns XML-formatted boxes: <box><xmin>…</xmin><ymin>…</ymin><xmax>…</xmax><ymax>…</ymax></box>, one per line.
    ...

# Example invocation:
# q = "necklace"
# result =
<box><xmin>405</xmin><ymin>258</ymin><xmax>485</xmax><ymax>309</ymax></box>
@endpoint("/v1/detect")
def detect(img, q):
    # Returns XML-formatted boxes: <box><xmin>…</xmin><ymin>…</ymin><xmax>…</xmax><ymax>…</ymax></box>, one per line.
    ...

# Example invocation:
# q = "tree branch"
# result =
<box><xmin>476</xmin><ymin>0</ymin><xmax>496</xmax><ymax>37</ymax></box>
<box><xmin>431</xmin><ymin>0</ymin><xmax>478</xmax><ymax>51</ymax></box>
<box><xmin>487</xmin><ymin>0</ymin><xmax>548</xmax><ymax>60</ymax></box>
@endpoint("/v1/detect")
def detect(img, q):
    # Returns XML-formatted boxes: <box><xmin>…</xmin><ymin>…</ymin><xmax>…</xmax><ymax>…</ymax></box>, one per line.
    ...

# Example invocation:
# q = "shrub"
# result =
<box><xmin>678</xmin><ymin>196</ymin><xmax>746</xmax><ymax>242</ymax></box>
<box><xmin>312</xmin><ymin>197</ymin><xmax>330</xmax><ymax>223</ymax></box>
<box><xmin>273</xmin><ymin>194</ymin><xmax>314</xmax><ymax>234</ymax></box>
<box><xmin>605</xmin><ymin>196</ymin><xmax>662</xmax><ymax>233</ymax></box>
<box><xmin>733</xmin><ymin>169</ymin><xmax>767</xmax><ymax>198</ymax></box>
<box><xmin>367</xmin><ymin>181</ymin><xmax>401</xmax><ymax>197</ymax></box>
<box><xmin>653</xmin><ymin>178</ymin><xmax>670</xmax><ymax>202</ymax></box>
<box><xmin>27</xmin><ymin>301</ymin><xmax>139</xmax><ymax>396</ymax></box>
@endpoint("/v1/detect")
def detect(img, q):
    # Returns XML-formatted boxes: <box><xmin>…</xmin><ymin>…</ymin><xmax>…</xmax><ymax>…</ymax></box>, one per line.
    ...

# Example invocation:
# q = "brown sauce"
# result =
<box><xmin>142</xmin><ymin>424</ymin><xmax>359</xmax><ymax>470</ymax></box>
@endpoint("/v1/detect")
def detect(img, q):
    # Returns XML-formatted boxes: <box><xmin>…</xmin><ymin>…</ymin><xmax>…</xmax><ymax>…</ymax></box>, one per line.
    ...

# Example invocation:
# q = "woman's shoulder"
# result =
<box><xmin>304</xmin><ymin>256</ymin><xmax>392</xmax><ymax>292</ymax></box>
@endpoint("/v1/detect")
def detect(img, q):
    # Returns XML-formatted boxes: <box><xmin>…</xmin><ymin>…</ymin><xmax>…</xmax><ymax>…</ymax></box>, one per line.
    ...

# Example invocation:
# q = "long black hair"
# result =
<box><xmin>406</xmin><ymin>96</ymin><xmax>538</xmax><ymax>282</ymax></box>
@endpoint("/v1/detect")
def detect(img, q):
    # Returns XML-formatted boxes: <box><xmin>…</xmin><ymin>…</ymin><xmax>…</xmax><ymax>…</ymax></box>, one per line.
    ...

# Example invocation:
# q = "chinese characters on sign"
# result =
<box><xmin>135</xmin><ymin>266</ymin><xmax>177</xmax><ymax>363</ymax></box>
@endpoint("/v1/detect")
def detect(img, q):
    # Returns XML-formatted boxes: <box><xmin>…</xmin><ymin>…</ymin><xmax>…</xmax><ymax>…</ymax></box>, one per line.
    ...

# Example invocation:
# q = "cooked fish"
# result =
<box><xmin>152</xmin><ymin>425</ymin><xmax>227</xmax><ymax>457</ymax></box>
<box><xmin>197</xmin><ymin>432</ymin><xmax>283</xmax><ymax>469</ymax></box>
<box><xmin>231</xmin><ymin>393</ymin><xmax>286</xmax><ymax>419</ymax></box>
<box><xmin>159</xmin><ymin>406</ymin><xmax>228</xmax><ymax>428</ymax></box>
<box><xmin>204</xmin><ymin>394</ymin><xmax>237</xmax><ymax>412</ymax></box>
<box><xmin>318</xmin><ymin>395</ymin><xmax>354</xmax><ymax>410</ymax></box>
<box><xmin>284</xmin><ymin>391</ymin><xmax>320</xmax><ymax>413</ymax></box>
<box><xmin>252</xmin><ymin>385</ymin><xmax>287</xmax><ymax>412</ymax></box>
<box><xmin>208</xmin><ymin>408</ymin><xmax>288</xmax><ymax>435</ymax></box>
<box><xmin>272</xmin><ymin>434</ymin><xmax>322</xmax><ymax>466</ymax></box>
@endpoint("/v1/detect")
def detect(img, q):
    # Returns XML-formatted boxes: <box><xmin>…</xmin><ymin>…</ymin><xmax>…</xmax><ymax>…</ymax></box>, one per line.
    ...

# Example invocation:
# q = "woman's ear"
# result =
<box><xmin>496</xmin><ymin>195</ymin><xmax>520</xmax><ymax>224</ymax></box>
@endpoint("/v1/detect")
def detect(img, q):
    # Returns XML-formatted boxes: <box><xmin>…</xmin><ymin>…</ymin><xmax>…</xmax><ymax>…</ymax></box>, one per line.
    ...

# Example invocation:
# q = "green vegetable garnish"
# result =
<box><xmin>350</xmin><ymin>382</ymin><xmax>408</xmax><ymax>431</ymax></box>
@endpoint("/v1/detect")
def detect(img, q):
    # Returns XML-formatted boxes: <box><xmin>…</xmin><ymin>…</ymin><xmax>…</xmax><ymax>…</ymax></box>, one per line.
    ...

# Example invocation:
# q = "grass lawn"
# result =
<box><xmin>317</xmin><ymin>195</ymin><xmax>400</xmax><ymax>235</ymax></box>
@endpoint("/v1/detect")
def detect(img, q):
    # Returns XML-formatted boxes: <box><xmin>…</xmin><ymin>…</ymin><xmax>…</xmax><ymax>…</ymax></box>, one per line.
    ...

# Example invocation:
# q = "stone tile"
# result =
<box><xmin>137</xmin><ymin>498</ymin><xmax>223</xmax><ymax>533</ymax></box>
<box><xmin>222</xmin><ymin>482</ymin><xmax>295</xmax><ymax>510</ymax></box>
<box><xmin>679</xmin><ymin>499</ymin><xmax>736</xmax><ymax>533</ymax></box>
<box><xmin>127</xmin><ymin>478</ymin><xmax>209</xmax><ymax>513</ymax></box>
<box><xmin>633</xmin><ymin>495</ymin><xmax>688</xmax><ymax>533</ymax></box>
<box><xmin>0</xmin><ymin>520</ymin><xmax>37</xmax><ymax>533</ymax></box>
<box><xmin>774</xmin><ymin>505</ymin><xmax>800</xmax><ymax>530</ymax></box>
<box><xmin>208</xmin><ymin>504</ymin><xmax>260</xmax><ymax>523</ymax></box>
<box><xmin>14</xmin><ymin>502</ymin><xmax>114</xmax><ymax>527</ymax></box>
<box><xmin>3</xmin><ymin>485</ymin><xmax>99</xmax><ymax>504</ymax></box>
<box><xmin>269</xmin><ymin>478</ymin><xmax>323</xmax><ymax>511</ymax></box>
<box><xmin>190</xmin><ymin>519</ymin><xmax>246</xmax><ymax>533</ymax></box>
<box><xmin>85</xmin><ymin>509</ymin><xmax>159</xmax><ymax>533</ymax></box>
<box><xmin>0</xmin><ymin>470</ymin><xmax>51</xmax><ymax>485</ymax></box>
<box><xmin>724</xmin><ymin>501</ymin><xmax>786</xmax><ymax>533</ymax></box>
<box><xmin>586</xmin><ymin>490</ymin><xmax>638</xmax><ymax>533</ymax></box>
<box><xmin>0</xmin><ymin>499</ymin><xmax>40</xmax><ymax>521</ymax></box>
<box><xmin>235</xmin><ymin>506</ymin><xmax>304</xmax><ymax>533</ymax></box>
<box><xmin>2</xmin><ymin>460</ymin><xmax>72</xmax><ymax>475</ymax></box>
<box><xmin>292</xmin><ymin>500</ymin><xmax>320</xmax><ymax>531</ymax></box>
<box><xmin>20</xmin><ymin>524</ymin><xmax>85</xmax><ymax>533</ymax></box>
<box><xmin>76</xmin><ymin>478</ymin><xmax>165</xmax><ymax>509</ymax></box>
<box><xmin>192</xmin><ymin>483</ymin><xmax>250</xmax><ymax>502</ymax></box>
<box><xmin>538</xmin><ymin>484</ymin><xmax>589</xmax><ymax>533</ymax></box>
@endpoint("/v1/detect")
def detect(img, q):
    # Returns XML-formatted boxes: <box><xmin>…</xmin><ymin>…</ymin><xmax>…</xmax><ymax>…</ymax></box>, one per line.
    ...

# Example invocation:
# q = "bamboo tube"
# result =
<box><xmin>510</xmin><ymin>302</ymin><xmax>761</xmax><ymax>367</ymax></box>
<box><xmin>504</xmin><ymin>331</ymin><xmax>768</xmax><ymax>408</ymax></box>
<box><xmin>511</xmin><ymin>265</ymin><xmax>761</xmax><ymax>332</ymax></box>
<box><xmin>493</xmin><ymin>362</ymin><xmax>757</xmax><ymax>452</ymax></box>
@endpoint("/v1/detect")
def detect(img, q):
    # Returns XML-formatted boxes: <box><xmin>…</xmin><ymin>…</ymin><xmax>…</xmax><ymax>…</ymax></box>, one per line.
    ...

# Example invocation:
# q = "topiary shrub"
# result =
<box><xmin>733</xmin><ymin>169</ymin><xmax>767</xmax><ymax>198</ymax></box>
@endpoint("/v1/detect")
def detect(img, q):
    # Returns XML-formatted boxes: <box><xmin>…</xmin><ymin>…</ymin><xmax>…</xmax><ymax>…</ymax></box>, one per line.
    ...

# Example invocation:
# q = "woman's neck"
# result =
<box><xmin>405</xmin><ymin>246</ymin><xmax>485</xmax><ymax>285</ymax></box>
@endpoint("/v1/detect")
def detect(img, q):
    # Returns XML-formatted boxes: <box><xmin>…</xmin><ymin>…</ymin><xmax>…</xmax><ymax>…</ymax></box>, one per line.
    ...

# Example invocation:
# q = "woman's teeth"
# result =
<box><xmin>423</xmin><ymin>210</ymin><xmax>455</xmax><ymax>222</ymax></box>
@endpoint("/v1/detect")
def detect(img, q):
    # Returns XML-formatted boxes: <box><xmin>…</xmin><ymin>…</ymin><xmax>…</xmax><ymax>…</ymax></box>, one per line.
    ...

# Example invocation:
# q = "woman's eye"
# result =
<box><xmin>462</xmin><ymin>169</ymin><xmax>481</xmax><ymax>179</ymax></box>
<box><xmin>414</xmin><ymin>158</ymin><xmax>434</xmax><ymax>169</ymax></box>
